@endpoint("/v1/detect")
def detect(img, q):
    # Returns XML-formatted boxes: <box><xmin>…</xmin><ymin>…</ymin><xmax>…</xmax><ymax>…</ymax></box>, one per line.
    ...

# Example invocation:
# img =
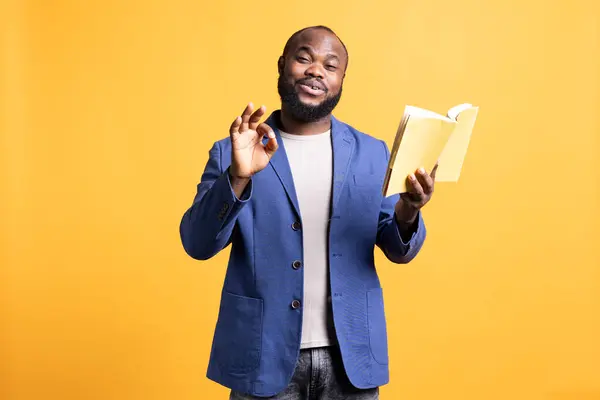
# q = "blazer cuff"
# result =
<box><xmin>225</xmin><ymin>167</ymin><xmax>253</xmax><ymax>202</ymax></box>
<box><xmin>212</xmin><ymin>167</ymin><xmax>253</xmax><ymax>225</ymax></box>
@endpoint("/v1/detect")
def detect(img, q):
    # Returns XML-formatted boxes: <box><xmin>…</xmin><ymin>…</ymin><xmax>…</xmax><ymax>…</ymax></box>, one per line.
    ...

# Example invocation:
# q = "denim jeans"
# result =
<box><xmin>229</xmin><ymin>346</ymin><xmax>379</xmax><ymax>400</ymax></box>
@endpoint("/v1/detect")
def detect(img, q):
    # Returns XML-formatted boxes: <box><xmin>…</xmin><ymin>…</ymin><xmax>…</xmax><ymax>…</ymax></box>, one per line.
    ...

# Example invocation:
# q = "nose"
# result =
<box><xmin>305</xmin><ymin>62</ymin><xmax>325</xmax><ymax>79</ymax></box>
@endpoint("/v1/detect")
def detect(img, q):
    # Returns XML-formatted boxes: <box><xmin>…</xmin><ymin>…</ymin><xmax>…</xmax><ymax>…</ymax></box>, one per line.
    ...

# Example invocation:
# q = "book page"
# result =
<box><xmin>436</xmin><ymin>106</ymin><xmax>479</xmax><ymax>181</ymax></box>
<box><xmin>406</xmin><ymin>105</ymin><xmax>453</xmax><ymax>122</ymax></box>
<box><xmin>385</xmin><ymin>116</ymin><xmax>456</xmax><ymax>195</ymax></box>
<box><xmin>447</xmin><ymin>103</ymin><xmax>474</xmax><ymax>121</ymax></box>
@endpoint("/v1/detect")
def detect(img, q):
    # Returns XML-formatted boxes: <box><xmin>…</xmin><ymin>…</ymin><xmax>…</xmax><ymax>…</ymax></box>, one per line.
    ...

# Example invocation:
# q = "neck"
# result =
<box><xmin>279</xmin><ymin>105</ymin><xmax>331</xmax><ymax>135</ymax></box>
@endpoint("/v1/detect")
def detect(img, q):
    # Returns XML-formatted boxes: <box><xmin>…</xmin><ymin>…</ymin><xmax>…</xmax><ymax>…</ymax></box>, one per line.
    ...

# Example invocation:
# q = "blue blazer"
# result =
<box><xmin>179</xmin><ymin>111</ymin><xmax>426</xmax><ymax>397</ymax></box>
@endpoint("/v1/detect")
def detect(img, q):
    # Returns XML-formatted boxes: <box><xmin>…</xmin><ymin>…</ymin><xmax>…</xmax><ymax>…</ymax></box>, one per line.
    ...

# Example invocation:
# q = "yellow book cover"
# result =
<box><xmin>382</xmin><ymin>103</ymin><xmax>479</xmax><ymax>196</ymax></box>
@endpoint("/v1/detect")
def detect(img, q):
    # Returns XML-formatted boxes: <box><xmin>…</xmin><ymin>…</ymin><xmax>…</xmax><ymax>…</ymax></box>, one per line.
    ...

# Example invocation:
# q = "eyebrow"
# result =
<box><xmin>296</xmin><ymin>46</ymin><xmax>340</xmax><ymax>61</ymax></box>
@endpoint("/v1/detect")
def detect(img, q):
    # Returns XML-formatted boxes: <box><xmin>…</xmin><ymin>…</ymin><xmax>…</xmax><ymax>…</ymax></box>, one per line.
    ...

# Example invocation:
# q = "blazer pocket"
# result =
<box><xmin>213</xmin><ymin>291</ymin><xmax>263</xmax><ymax>374</ymax></box>
<box><xmin>367</xmin><ymin>287</ymin><xmax>389</xmax><ymax>365</ymax></box>
<box><xmin>353</xmin><ymin>173</ymin><xmax>377</xmax><ymax>187</ymax></box>
<box><xmin>353</xmin><ymin>174</ymin><xmax>384</xmax><ymax>196</ymax></box>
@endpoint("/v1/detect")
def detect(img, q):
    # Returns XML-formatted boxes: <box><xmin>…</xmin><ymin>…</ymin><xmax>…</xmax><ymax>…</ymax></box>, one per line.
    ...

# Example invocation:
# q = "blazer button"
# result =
<box><xmin>292</xmin><ymin>221</ymin><xmax>301</xmax><ymax>231</ymax></box>
<box><xmin>292</xmin><ymin>260</ymin><xmax>302</xmax><ymax>270</ymax></box>
<box><xmin>291</xmin><ymin>299</ymin><xmax>301</xmax><ymax>309</ymax></box>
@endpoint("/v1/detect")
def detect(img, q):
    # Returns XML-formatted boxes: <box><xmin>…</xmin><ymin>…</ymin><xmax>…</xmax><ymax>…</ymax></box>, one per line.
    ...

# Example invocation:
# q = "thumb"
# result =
<box><xmin>431</xmin><ymin>162</ymin><xmax>439</xmax><ymax>181</ymax></box>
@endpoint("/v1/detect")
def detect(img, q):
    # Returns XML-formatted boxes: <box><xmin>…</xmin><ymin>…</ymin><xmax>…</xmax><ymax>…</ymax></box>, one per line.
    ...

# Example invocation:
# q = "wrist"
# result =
<box><xmin>395</xmin><ymin>207</ymin><xmax>418</xmax><ymax>241</ymax></box>
<box><xmin>228</xmin><ymin>169</ymin><xmax>251</xmax><ymax>200</ymax></box>
<box><xmin>230</xmin><ymin>175</ymin><xmax>250</xmax><ymax>188</ymax></box>
<box><xmin>395</xmin><ymin>204</ymin><xmax>418</xmax><ymax>226</ymax></box>
<box><xmin>228</xmin><ymin>168</ymin><xmax>251</xmax><ymax>182</ymax></box>
<box><xmin>396</xmin><ymin>215</ymin><xmax>417</xmax><ymax>230</ymax></box>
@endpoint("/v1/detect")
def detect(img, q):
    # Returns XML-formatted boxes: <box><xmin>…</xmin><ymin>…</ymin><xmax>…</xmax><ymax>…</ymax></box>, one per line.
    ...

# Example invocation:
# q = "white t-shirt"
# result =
<box><xmin>280</xmin><ymin>129</ymin><xmax>337</xmax><ymax>349</ymax></box>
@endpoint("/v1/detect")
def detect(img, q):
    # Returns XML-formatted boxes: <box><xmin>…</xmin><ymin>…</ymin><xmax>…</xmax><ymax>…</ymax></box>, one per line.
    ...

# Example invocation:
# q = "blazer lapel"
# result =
<box><xmin>331</xmin><ymin>115</ymin><xmax>355</xmax><ymax>212</ymax></box>
<box><xmin>263</xmin><ymin>112</ymin><xmax>355</xmax><ymax>219</ymax></box>
<box><xmin>265</xmin><ymin>112</ymin><xmax>302</xmax><ymax>219</ymax></box>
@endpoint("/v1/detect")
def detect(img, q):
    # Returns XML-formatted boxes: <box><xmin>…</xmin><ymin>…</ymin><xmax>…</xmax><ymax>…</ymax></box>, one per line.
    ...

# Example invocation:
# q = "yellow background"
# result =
<box><xmin>1</xmin><ymin>0</ymin><xmax>599</xmax><ymax>399</ymax></box>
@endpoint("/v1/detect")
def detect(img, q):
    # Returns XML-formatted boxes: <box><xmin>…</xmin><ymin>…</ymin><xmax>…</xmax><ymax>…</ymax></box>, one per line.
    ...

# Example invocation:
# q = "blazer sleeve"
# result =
<box><xmin>375</xmin><ymin>140</ymin><xmax>427</xmax><ymax>264</ymax></box>
<box><xmin>179</xmin><ymin>141</ymin><xmax>252</xmax><ymax>260</ymax></box>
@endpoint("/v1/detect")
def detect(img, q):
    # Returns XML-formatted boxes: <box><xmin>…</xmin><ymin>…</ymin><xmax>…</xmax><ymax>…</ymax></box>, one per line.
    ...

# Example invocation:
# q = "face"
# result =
<box><xmin>278</xmin><ymin>28</ymin><xmax>347</xmax><ymax>122</ymax></box>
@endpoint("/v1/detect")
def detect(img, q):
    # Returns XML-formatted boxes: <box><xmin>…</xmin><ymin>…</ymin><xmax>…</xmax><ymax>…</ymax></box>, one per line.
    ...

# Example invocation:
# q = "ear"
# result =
<box><xmin>278</xmin><ymin>56</ymin><xmax>285</xmax><ymax>74</ymax></box>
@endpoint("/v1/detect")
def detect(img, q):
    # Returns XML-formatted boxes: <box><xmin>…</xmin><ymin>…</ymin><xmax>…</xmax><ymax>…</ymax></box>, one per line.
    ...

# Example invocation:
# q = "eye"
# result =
<box><xmin>297</xmin><ymin>56</ymin><xmax>310</xmax><ymax>63</ymax></box>
<box><xmin>326</xmin><ymin>65</ymin><xmax>338</xmax><ymax>71</ymax></box>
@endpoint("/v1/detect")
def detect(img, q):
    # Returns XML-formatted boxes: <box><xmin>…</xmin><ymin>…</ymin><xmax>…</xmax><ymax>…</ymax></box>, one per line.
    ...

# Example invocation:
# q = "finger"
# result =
<box><xmin>265</xmin><ymin>134</ymin><xmax>279</xmax><ymax>157</ymax></box>
<box><xmin>407</xmin><ymin>172</ymin><xmax>425</xmax><ymax>201</ymax></box>
<box><xmin>249</xmin><ymin>105</ymin><xmax>266</xmax><ymax>131</ymax></box>
<box><xmin>257</xmin><ymin>123</ymin><xmax>275</xmax><ymax>141</ymax></box>
<box><xmin>240</xmin><ymin>102</ymin><xmax>254</xmax><ymax>132</ymax></box>
<box><xmin>431</xmin><ymin>162</ymin><xmax>439</xmax><ymax>181</ymax></box>
<box><xmin>416</xmin><ymin>167</ymin><xmax>434</xmax><ymax>195</ymax></box>
<box><xmin>229</xmin><ymin>116</ymin><xmax>242</xmax><ymax>137</ymax></box>
<box><xmin>258</xmin><ymin>124</ymin><xmax>278</xmax><ymax>157</ymax></box>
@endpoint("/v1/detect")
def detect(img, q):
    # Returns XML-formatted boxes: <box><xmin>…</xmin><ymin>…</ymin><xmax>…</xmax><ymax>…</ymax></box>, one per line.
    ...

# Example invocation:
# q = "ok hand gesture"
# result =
<box><xmin>229</xmin><ymin>103</ymin><xmax>279</xmax><ymax>179</ymax></box>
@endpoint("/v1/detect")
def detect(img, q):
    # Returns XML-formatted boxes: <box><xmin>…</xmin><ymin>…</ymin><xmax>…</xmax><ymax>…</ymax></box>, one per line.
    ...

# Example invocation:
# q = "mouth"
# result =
<box><xmin>297</xmin><ymin>80</ymin><xmax>327</xmax><ymax>97</ymax></box>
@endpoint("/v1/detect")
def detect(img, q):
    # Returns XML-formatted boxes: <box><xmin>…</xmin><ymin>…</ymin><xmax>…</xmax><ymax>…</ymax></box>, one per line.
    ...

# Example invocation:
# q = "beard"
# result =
<box><xmin>277</xmin><ymin>74</ymin><xmax>342</xmax><ymax>123</ymax></box>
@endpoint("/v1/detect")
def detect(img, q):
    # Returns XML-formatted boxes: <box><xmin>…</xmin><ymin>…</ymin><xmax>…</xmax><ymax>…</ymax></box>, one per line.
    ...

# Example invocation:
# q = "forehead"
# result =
<box><xmin>290</xmin><ymin>29</ymin><xmax>345</xmax><ymax>59</ymax></box>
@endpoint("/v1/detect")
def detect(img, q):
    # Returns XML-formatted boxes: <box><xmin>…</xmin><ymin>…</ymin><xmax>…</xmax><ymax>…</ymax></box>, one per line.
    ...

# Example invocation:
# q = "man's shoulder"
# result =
<box><xmin>215</xmin><ymin>136</ymin><xmax>232</xmax><ymax>145</ymax></box>
<box><xmin>210</xmin><ymin>136</ymin><xmax>233</xmax><ymax>152</ymax></box>
<box><xmin>334</xmin><ymin>116</ymin><xmax>388</xmax><ymax>150</ymax></box>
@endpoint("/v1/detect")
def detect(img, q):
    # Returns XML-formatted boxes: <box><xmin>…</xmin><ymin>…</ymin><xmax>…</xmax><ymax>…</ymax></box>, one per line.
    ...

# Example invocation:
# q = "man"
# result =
<box><xmin>179</xmin><ymin>25</ymin><xmax>437</xmax><ymax>399</ymax></box>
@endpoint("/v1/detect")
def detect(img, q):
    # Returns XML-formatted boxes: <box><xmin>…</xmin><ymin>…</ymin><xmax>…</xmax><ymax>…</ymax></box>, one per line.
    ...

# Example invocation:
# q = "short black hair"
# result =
<box><xmin>282</xmin><ymin>25</ymin><xmax>349</xmax><ymax>69</ymax></box>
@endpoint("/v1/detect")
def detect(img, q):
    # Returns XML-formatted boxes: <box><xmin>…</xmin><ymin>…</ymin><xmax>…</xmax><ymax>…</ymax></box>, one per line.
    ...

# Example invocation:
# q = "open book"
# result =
<box><xmin>382</xmin><ymin>103</ymin><xmax>479</xmax><ymax>196</ymax></box>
